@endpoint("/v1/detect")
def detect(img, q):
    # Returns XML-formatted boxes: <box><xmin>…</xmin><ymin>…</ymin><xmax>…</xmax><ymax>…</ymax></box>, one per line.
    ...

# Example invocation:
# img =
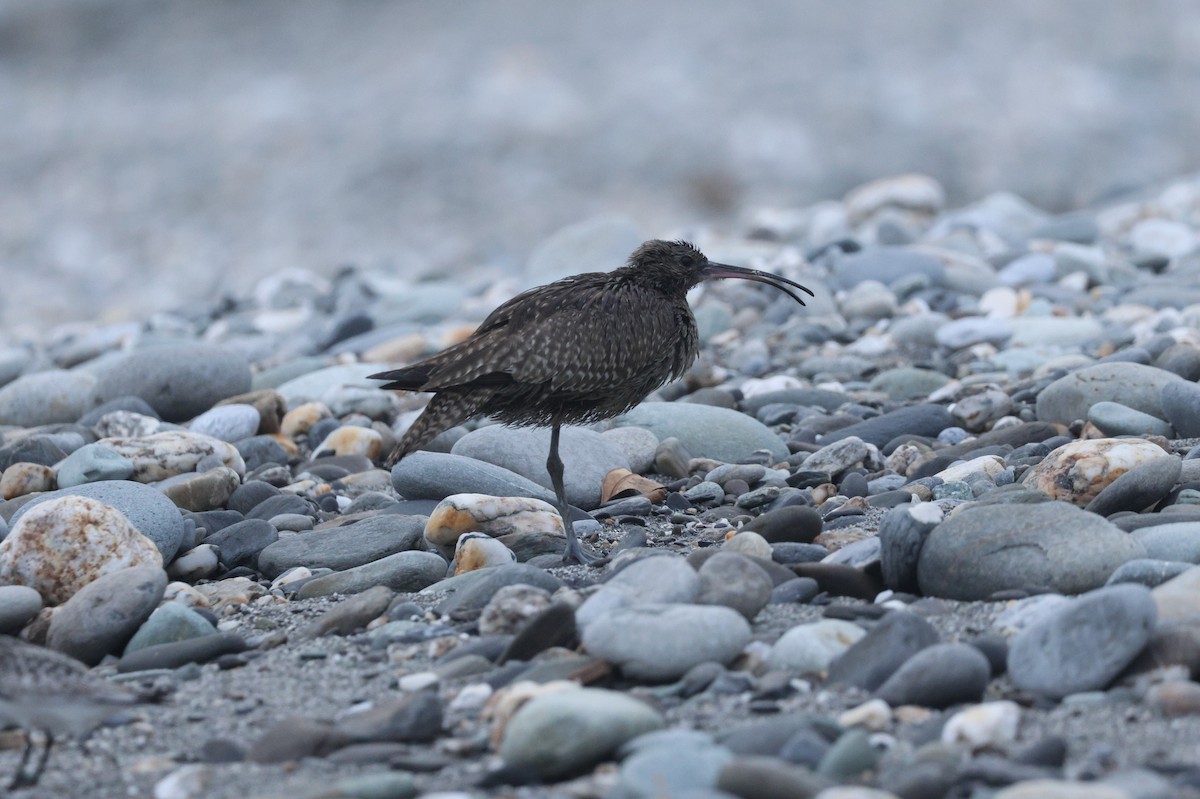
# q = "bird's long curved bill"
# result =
<box><xmin>703</xmin><ymin>263</ymin><xmax>815</xmax><ymax>306</ymax></box>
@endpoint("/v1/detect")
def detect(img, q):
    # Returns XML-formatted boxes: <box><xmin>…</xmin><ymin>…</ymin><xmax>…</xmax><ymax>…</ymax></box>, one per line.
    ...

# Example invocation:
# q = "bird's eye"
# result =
<box><xmin>680</xmin><ymin>255</ymin><xmax>694</xmax><ymax>267</ymax></box>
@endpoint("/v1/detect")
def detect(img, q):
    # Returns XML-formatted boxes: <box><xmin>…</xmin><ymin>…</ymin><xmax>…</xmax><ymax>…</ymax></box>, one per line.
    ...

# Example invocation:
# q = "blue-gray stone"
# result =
<box><xmin>54</xmin><ymin>443</ymin><xmax>136</xmax><ymax>488</ymax></box>
<box><xmin>879</xmin><ymin>501</ymin><xmax>942</xmax><ymax>593</ymax></box>
<box><xmin>0</xmin><ymin>585</ymin><xmax>43</xmax><ymax>635</ymax></box>
<box><xmin>611</xmin><ymin>741</ymin><xmax>733</xmax><ymax>799</ymax></box>
<box><xmin>1007</xmin><ymin>583</ymin><xmax>1157</xmax><ymax>699</ymax></box>
<box><xmin>868</xmin><ymin>367</ymin><xmax>952</xmax><ymax>400</ymax></box>
<box><xmin>78</xmin><ymin>395</ymin><xmax>159</xmax><ymax>427</ymax></box>
<box><xmin>917</xmin><ymin>501</ymin><xmax>1145</xmax><ymax>600</ymax></box>
<box><xmin>390</xmin><ymin>451</ymin><xmax>557</xmax><ymax>505</ymax></box>
<box><xmin>45</xmin><ymin>566</ymin><xmax>167</xmax><ymax>665</ymax></box>
<box><xmin>297</xmin><ymin>550</ymin><xmax>448</xmax><ymax>598</ymax></box>
<box><xmin>274</xmin><ymin>362</ymin><xmax>387</xmax><ymax>407</ymax></box>
<box><xmin>820</xmin><ymin>404</ymin><xmax>954</xmax><ymax>449</ymax></box>
<box><xmin>206</xmin><ymin>518</ymin><xmax>279</xmax><ymax>569</ymax></box>
<box><xmin>0</xmin><ymin>369</ymin><xmax>98</xmax><ymax>427</ymax></box>
<box><xmin>832</xmin><ymin>247</ymin><xmax>945</xmax><ymax>290</ymax></box>
<box><xmin>1160</xmin><ymin>380</ymin><xmax>1200</xmax><ymax>438</ymax></box>
<box><xmin>874</xmin><ymin>642</ymin><xmax>991</xmax><ymax>708</ymax></box>
<box><xmin>10</xmin><ymin>480</ymin><xmax>187</xmax><ymax>562</ymax></box>
<box><xmin>258</xmin><ymin>515</ymin><xmax>426</xmax><ymax>578</ymax></box>
<box><xmin>1087</xmin><ymin>401</ymin><xmax>1174</xmax><ymax>438</ymax></box>
<box><xmin>451</xmin><ymin>425</ymin><xmax>629</xmax><ymax>510</ymax></box>
<box><xmin>92</xmin><ymin>344</ymin><xmax>252</xmax><ymax>423</ymax></box>
<box><xmin>1106</xmin><ymin>558</ymin><xmax>1195</xmax><ymax>588</ymax></box>
<box><xmin>1132</xmin><ymin>522</ymin><xmax>1200</xmax><ymax>563</ymax></box>
<box><xmin>433</xmin><ymin>563</ymin><xmax>564</xmax><ymax>614</ymax></box>
<box><xmin>499</xmin><ymin>686</ymin><xmax>662</xmax><ymax>781</ymax></box>
<box><xmin>124</xmin><ymin>602</ymin><xmax>217</xmax><ymax>654</ymax></box>
<box><xmin>1085</xmin><ymin>456</ymin><xmax>1182</xmax><ymax>517</ymax></box>
<box><xmin>612</xmin><ymin>403</ymin><xmax>788</xmax><ymax>463</ymax></box>
<box><xmin>1036</xmin><ymin>362</ymin><xmax>1182</xmax><ymax>425</ymax></box>
<box><xmin>827</xmin><ymin>611</ymin><xmax>939</xmax><ymax>691</ymax></box>
<box><xmin>935</xmin><ymin>318</ymin><xmax>1013</xmax><ymax>350</ymax></box>
<box><xmin>189</xmin><ymin>404</ymin><xmax>262</xmax><ymax>442</ymax></box>
<box><xmin>582</xmin><ymin>603</ymin><xmax>751</xmax><ymax>681</ymax></box>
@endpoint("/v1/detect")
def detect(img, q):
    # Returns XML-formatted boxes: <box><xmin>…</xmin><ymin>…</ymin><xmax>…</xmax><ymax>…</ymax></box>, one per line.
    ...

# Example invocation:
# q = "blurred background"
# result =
<box><xmin>2</xmin><ymin>0</ymin><xmax>1198</xmax><ymax>330</ymax></box>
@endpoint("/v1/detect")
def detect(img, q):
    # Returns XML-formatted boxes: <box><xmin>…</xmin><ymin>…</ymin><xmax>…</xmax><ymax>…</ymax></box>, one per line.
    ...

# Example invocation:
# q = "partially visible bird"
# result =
<box><xmin>0</xmin><ymin>636</ymin><xmax>142</xmax><ymax>789</ymax></box>
<box><xmin>370</xmin><ymin>239</ymin><xmax>813</xmax><ymax>564</ymax></box>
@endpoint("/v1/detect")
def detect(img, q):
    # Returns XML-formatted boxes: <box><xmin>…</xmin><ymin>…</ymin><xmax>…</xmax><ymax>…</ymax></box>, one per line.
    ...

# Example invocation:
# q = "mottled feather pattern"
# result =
<box><xmin>371</xmin><ymin>239</ymin><xmax>806</xmax><ymax>464</ymax></box>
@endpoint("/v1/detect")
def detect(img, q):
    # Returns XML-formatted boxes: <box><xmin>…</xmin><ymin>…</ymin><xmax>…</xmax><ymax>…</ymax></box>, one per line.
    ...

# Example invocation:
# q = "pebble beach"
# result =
<box><xmin>3</xmin><ymin>172</ymin><xmax>1200</xmax><ymax>799</ymax></box>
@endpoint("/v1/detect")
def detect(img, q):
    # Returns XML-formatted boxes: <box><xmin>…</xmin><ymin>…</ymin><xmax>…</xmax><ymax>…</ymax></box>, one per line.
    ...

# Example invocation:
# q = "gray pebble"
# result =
<box><xmin>46</xmin><ymin>565</ymin><xmax>167</xmax><ymax>665</ymax></box>
<box><xmin>123</xmin><ymin>602</ymin><xmax>217</xmax><ymax>655</ymax></box>
<box><xmin>297</xmin><ymin>550</ymin><xmax>448</xmax><ymax>598</ymax></box>
<box><xmin>0</xmin><ymin>584</ymin><xmax>43</xmax><ymax>634</ymax></box>
<box><xmin>11</xmin><ymin>479</ymin><xmax>188</xmax><ymax>562</ymax></box>
<box><xmin>582</xmin><ymin>603</ymin><xmax>751</xmax><ymax>681</ymax></box>
<box><xmin>917</xmin><ymin>501</ymin><xmax>1145</xmax><ymax>599</ymax></box>
<box><xmin>1007</xmin><ymin>583</ymin><xmax>1157</xmax><ymax>699</ymax></box>
<box><xmin>92</xmin><ymin>344</ymin><xmax>252</xmax><ymax>422</ymax></box>
<box><xmin>258</xmin><ymin>515</ymin><xmax>424</xmax><ymax>577</ymax></box>
<box><xmin>54</xmin><ymin>443</ymin><xmax>135</xmax><ymax>488</ymax></box>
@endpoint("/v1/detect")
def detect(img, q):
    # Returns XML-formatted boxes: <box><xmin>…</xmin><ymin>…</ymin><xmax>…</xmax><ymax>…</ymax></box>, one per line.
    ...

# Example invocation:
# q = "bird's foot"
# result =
<box><xmin>9</xmin><ymin>770</ymin><xmax>35</xmax><ymax>791</ymax></box>
<box><xmin>561</xmin><ymin>531</ymin><xmax>601</xmax><ymax>566</ymax></box>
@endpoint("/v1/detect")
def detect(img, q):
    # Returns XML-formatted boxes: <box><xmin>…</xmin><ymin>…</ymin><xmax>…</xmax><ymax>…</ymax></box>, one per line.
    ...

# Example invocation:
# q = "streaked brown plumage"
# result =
<box><xmin>371</xmin><ymin>239</ymin><xmax>813</xmax><ymax>563</ymax></box>
<box><xmin>0</xmin><ymin>636</ymin><xmax>141</xmax><ymax>789</ymax></box>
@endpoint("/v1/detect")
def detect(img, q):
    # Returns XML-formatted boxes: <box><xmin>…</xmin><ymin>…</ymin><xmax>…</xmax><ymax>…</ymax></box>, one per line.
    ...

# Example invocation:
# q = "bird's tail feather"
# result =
<box><xmin>368</xmin><ymin>363</ymin><xmax>436</xmax><ymax>392</ymax></box>
<box><xmin>384</xmin><ymin>389</ymin><xmax>491</xmax><ymax>467</ymax></box>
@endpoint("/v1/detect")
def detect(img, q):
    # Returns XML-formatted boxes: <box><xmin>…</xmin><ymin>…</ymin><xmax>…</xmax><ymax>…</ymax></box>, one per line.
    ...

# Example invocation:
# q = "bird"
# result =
<box><xmin>0</xmin><ymin>636</ymin><xmax>142</xmax><ymax>789</ymax></box>
<box><xmin>370</xmin><ymin>239</ymin><xmax>814</xmax><ymax>564</ymax></box>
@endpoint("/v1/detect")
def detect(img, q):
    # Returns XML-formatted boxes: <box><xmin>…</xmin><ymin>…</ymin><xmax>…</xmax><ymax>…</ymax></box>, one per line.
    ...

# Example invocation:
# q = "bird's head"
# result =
<box><xmin>626</xmin><ymin>239</ymin><xmax>814</xmax><ymax>305</ymax></box>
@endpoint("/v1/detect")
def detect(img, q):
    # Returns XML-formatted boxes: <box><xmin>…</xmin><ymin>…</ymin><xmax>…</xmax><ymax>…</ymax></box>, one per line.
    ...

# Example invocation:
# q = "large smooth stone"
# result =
<box><xmin>917</xmin><ymin>501</ymin><xmax>1145</xmax><ymax>600</ymax></box>
<box><xmin>92</xmin><ymin>344</ymin><xmax>252</xmax><ymax>422</ymax></box>
<box><xmin>1035</xmin><ymin>362</ymin><xmax>1182</xmax><ymax>425</ymax></box>
<box><xmin>499</xmin><ymin>687</ymin><xmax>663</xmax><ymax>780</ymax></box>
<box><xmin>612</xmin><ymin>403</ymin><xmax>788</xmax><ymax>463</ymax></box>
<box><xmin>451</xmin><ymin>425</ymin><xmax>628</xmax><ymax>510</ymax></box>
<box><xmin>1022</xmin><ymin>438</ymin><xmax>1169</xmax><ymax>506</ymax></box>
<box><xmin>819</xmin><ymin>404</ymin><xmax>954</xmax><ymax>448</ymax></box>
<box><xmin>258</xmin><ymin>515</ymin><xmax>426</xmax><ymax>578</ymax></box>
<box><xmin>95</xmin><ymin>430</ymin><xmax>247</xmax><ymax>482</ymax></box>
<box><xmin>0</xmin><ymin>496</ymin><xmax>163</xmax><ymax>605</ymax></box>
<box><xmin>581</xmin><ymin>603</ymin><xmax>751</xmax><ymax>681</ymax></box>
<box><xmin>45</xmin><ymin>565</ymin><xmax>167</xmax><ymax>665</ymax></box>
<box><xmin>1007</xmin><ymin>584</ymin><xmax>1157</xmax><ymax>699</ymax></box>
<box><xmin>10</xmin><ymin>479</ymin><xmax>189</xmax><ymax>562</ymax></box>
<box><xmin>390</xmin><ymin>451</ymin><xmax>558</xmax><ymax>505</ymax></box>
<box><xmin>0</xmin><ymin>369</ymin><xmax>97</xmax><ymax>427</ymax></box>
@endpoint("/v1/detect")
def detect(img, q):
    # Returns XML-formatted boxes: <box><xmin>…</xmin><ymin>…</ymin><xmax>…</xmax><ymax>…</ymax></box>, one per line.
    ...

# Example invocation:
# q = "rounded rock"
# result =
<box><xmin>10</xmin><ymin>479</ymin><xmax>189</xmax><ymax>562</ymax></box>
<box><xmin>452</xmin><ymin>425</ymin><xmax>630</xmax><ymax>510</ymax></box>
<box><xmin>92</xmin><ymin>344</ymin><xmax>252</xmax><ymax>423</ymax></box>
<box><xmin>1036</xmin><ymin>362</ymin><xmax>1182</xmax><ymax>425</ymax></box>
<box><xmin>499</xmin><ymin>687</ymin><xmax>664</xmax><ymax>781</ymax></box>
<box><xmin>1022</xmin><ymin>437</ymin><xmax>1170</xmax><ymax>507</ymax></box>
<box><xmin>1007</xmin><ymin>583</ymin><xmax>1157</xmax><ymax>699</ymax></box>
<box><xmin>188</xmin><ymin>404</ymin><xmax>262</xmax><ymax>442</ymax></box>
<box><xmin>874</xmin><ymin>642</ymin><xmax>991</xmax><ymax>709</ymax></box>
<box><xmin>696</xmin><ymin>552</ymin><xmax>774</xmax><ymax>620</ymax></box>
<box><xmin>0</xmin><ymin>369</ymin><xmax>97</xmax><ymax>427</ymax></box>
<box><xmin>45</xmin><ymin>565</ymin><xmax>167</xmax><ymax>664</ymax></box>
<box><xmin>917</xmin><ymin>501</ymin><xmax>1144</xmax><ymax>599</ymax></box>
<box><xmin>767</xmin><ymin>619</ymin><xmax>866</xmax><ymax>673</ymax></box>
<box><xmin>0</xmin><ymin>496</ymin><xmax>164</xmax><ymax>604</ymax></box>
<box><xmin>581</xmin><ymin>603</ymin><xmax>751</xmax><ymax>682</ymax></box>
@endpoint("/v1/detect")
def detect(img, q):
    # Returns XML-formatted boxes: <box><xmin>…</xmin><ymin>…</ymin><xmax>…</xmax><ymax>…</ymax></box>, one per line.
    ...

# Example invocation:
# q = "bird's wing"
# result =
<box><xmin>374</xmin><ymin>276</ymin><xmax>686</xmax><ymax>394</ymax></box>
<box><xmin>445</xmin><ymin>280</ymin><xmax>685</xmax><ymax>393</ymax></box>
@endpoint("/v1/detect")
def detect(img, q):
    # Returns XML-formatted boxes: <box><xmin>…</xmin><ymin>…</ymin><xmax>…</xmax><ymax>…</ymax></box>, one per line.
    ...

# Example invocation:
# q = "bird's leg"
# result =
<box><xmin>28</xmin><ymin>732</ymin><xmax>52</xmax><ymax>787</ymax></box>
<box><xmin>8</xmin><ymin>731</ymin><xmax>35</xmax><ymax>790</ymax></box>
<box><xmin>547</xmin><ymin>425</ymin><xmax>595</xmax><ymax>565</ymax></box>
